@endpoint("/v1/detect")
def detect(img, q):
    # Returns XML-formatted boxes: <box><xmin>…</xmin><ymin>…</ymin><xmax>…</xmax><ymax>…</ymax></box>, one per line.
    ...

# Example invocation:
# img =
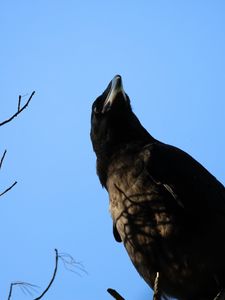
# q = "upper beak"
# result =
<box><xmin>102</xmin><ymin>75</ymin><xmax>126</xmax><ymax>113</ymax></box>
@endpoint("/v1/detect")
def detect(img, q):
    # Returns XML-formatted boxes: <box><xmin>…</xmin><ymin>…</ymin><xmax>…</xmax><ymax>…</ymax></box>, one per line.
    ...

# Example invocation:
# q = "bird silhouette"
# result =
<box><xmin>90</xmin><ymin>75</ymin><xmax>225</xmax><ymax>300</ymax></box>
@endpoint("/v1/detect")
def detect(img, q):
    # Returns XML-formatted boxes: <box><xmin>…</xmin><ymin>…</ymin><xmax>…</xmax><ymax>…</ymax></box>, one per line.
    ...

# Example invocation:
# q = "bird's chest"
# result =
<box><xmin>106</xmin><ymin>159</ymin><xmax>179</xmax><ymax>286</ymax></box>
<box><xmin>107</xmin><ymin>158</ymin><xmax>176</xmax><ymax>241</ymax></box>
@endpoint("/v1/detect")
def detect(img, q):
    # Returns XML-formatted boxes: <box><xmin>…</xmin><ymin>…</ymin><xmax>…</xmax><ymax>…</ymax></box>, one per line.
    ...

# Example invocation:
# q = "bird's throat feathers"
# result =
<box><xmin>95</xmin><ymin>132</ymin><xmax>154</xmax><ymax>187</ymax></box>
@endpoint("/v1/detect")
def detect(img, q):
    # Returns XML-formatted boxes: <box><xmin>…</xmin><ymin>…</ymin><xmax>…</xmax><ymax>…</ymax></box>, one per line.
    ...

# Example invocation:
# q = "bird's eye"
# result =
<box><xmin>93</xmin><ymin>105</ymin><xmax>103</xmax><ymax>115</ymax></box>
<box><xmin>92</xmin><ymin>107</ymin><xmax>102</xmax><ymax>121</ymax></box>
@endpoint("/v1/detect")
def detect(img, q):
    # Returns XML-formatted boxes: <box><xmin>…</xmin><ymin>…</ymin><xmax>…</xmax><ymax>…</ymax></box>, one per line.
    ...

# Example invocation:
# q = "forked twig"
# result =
<box><xmin>0</xmin><ymin>91</ymin><xmax>35</xmax><ymax>198</ymax></box>
<box><xmin>7</xmin><ymin>249</ymin><xmax>86</xmax><ymax>300</ymax></box>
<box><xmin>8</xmin><ymin>281</ymin><xmax>39</xmax><ymax>300</ymax></box>
<box><xmin>0</xmin><ymin>91</ymin><xmax>35</xmax><ymax>127</ymax></box>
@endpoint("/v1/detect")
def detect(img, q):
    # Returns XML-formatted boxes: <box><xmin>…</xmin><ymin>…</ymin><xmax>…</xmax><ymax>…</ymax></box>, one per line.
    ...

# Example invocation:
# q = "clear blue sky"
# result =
<box><xmin>1</xmin><ymin>1</ymin><xmax>225</xmax><ymax>300</ymax></box>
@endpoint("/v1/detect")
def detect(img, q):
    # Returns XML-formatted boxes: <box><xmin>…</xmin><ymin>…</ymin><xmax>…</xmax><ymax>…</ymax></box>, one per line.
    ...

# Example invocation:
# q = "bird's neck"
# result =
<box><xmin>96</xmin><ymin>132</ymin><xmax>155</xmax><ymax>187</ymax></box>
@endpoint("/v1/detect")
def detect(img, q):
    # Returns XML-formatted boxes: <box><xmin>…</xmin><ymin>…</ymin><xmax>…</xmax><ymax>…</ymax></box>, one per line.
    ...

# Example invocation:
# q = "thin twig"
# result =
<box><xmin>18</xmin><ymin>95</ymin><xmax>22</xmax><ymax>111</ymax></box>
<box><xmin>213</xmin><ymin>289</ymin><xmax>225</xmax><ymax>300</ymax></box>
<box><xmin>8</xmin><ymin>281</ymin><xmax>39</xmax><ymax>300</ymax></box>
<box><xmin>0</xmin><ymin>149</ymin><xmax>7</xmax><ymax>169</ymax></box>
<box><xmin>0</xmin><ymin>151</ymin><xmax>18</xmax><ymax>198</ymax></box>
<box><xmin>153</xmin><ymin>272</ymin><xmax>160</xmax><ymax>300</ymax></box>
<box><xmin>107</xmin><ymin>288</ymin><xmax>125</xmax><ymax>300</ymax></box>
<box><xmin>0</xmin><ymin>91</ymin><xmax>35</xmax><ymax>127</ymax></box>
<box><xmin>0</xmin><ymin>181</ymin><xmax>17</xmax><ymax>197</ymax></box>
<box><xmin>58</xmin><ymin>252</ymin><xmax>88</xmax><ymax>276</ymax></box>
<box><xmin>8</xmin><ymin>283</ymin><xmax>13</xmax><ymax>300</ymax></box>
<box><xmin>34</xmin><ymin>249</ymin><xmax>59</xmax><ymax>300</ymax></box>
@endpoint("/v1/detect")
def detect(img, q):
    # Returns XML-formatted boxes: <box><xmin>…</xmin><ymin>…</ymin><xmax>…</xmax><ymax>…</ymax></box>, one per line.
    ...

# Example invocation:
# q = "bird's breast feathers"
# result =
<box><xmin>106</xmin><ymin>149</ymin><xmax>186</xmax><ymax>291</ymax></box>
<box><xmin>107</xmin><ymin>149</ymin><xmax>179</xmax><ymax>243</ymax></box>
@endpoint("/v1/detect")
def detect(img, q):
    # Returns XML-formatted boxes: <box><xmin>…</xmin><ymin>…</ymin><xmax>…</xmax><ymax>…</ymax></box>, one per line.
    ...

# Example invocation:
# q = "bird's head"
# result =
<box><xmin>90</xmin><ymin>75</ymin><xmax>152</xmax><ymax>159</ymax></box>
<box><xmin>92</xmin><ymin>75</ymin><xmax>130</xmax><ymax>115</ymax></box>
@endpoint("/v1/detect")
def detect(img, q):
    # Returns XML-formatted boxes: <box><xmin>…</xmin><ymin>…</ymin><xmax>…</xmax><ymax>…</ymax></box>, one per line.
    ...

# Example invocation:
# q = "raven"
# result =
<box><xmin>90</xmin><ymin>75</ymin><xmax>225</xmax><ymax>300</ymax></box>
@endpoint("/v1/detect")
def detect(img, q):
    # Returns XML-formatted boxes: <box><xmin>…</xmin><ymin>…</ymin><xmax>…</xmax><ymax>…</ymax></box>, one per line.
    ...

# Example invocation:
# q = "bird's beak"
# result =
<box><xmin>102</xmin><ymin>75</ymin><xmax>126</xmax><ymax>113</ymax></box>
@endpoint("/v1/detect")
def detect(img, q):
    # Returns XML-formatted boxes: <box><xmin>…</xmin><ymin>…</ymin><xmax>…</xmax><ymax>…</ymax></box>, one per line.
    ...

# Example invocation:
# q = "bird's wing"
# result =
<box><xmin>144</xmin><ymin>142</ymin><xmax>225</xmax><ymax>214</ymax></box>
<box><xmin>113</xmin><ymin>221</ymin><xmax>122</xmax><ymax>242</ymax></box>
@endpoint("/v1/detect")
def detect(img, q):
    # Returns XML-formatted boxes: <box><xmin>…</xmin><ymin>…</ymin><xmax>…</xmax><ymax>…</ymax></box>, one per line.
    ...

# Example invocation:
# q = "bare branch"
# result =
<box><xmin>6</xmin><ymin>249</ymin><xmax>87</xmax><ymax>300</ymax></box>
<box><xmin>34</xmin><ymin>249</ymin><xmax>59</xmax><ymax>300</ymax></box>
<box><xmin>8</xmin><ymin>281</ymin><xmax>39</xmax><ymax>300</ymax></box>
<box><xmin>0</xmin><ymin>181</ymin><xmax>17</xmax><ymax>197</ymax></box>
<box><xmin>0</xmin><ymin>91</ymin><xmax>35</xmax><ymax>127</ymax></box>
<box><xmin>107</xmin><ymin>288</ymin><xmax>125</xmax><ymax>300</ymax></box>
<box><xmin>0</xmin><ymin>149</ymin><xmax>7</xmax><ymax>169</ymax></box>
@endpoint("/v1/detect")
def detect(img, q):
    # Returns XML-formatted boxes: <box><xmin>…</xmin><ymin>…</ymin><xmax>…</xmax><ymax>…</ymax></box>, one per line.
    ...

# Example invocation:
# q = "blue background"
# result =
<box><xmin>1</xmin><ymin>1</ymin><xmax>225</xmax><ymax>299</ymax></box>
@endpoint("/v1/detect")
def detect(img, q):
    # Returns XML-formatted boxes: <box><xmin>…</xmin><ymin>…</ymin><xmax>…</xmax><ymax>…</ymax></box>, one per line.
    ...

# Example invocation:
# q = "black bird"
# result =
<box><xmin>90</xmin><ymin>75</ymin><xmax>225</xmax><ymax>300</ymax></box>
